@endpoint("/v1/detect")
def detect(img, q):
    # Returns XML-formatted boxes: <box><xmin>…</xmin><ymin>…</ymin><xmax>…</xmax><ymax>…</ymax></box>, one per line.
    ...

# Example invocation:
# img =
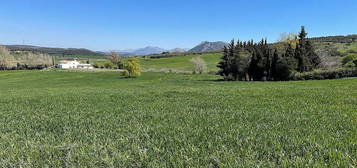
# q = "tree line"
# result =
<box><xmin>308</xmin><ymin>34</ymin><xmax>357</xmax><ymax>43</ymax></box>
<box><xmin>5</xmin><ymin>45</ymin><xmax>103</xmax><ymax>57</ymax></box>
<box><xmin>217</xmin><ymin>26</ymin><xmax>321</xmax><ymax>81</ymax></box>
<box><xmin>0</xmin><ymin>46</ymin><xmax>53</xmax><ymax>70</ymax></box>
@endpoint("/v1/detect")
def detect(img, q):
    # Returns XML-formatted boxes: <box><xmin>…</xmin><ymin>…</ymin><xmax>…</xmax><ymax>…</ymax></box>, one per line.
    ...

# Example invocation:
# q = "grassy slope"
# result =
<box><xmin>139</xmin><ymin>42</ymin><xmax>357</xmax><ymax>72</ymax></box>
<box><xmin>338</xmin><ymin>42</ymin><xmax>357</xmax><ymax>54</ymax></box>
<box><xmin>0</xmin><ymin>71</ymin><xmax>356</xmax><ymax>167</ymax></box>
<box><xmin>140</xmin><ymin>53</ymin><xmax>222</xmax><ymax>72</ymax></box>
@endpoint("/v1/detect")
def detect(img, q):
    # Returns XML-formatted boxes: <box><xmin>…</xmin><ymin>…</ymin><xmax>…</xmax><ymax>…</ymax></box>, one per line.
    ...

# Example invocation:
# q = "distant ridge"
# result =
<box><xmin>189</xmin><ymin>41</ymin><xmax>228</xmax><ymax>53</ymax></box>
<box><xmin>116</xmin><ymin>46</ymin><xmax>166</xmax><ymax>56</ymax></box>
<box><xmin>169</xmin><ymin>48</ymin><xmax>187</xmax><ymax>53</ymax></box>
<box><xmin>116</xmin><ymin>47</ymin><xmax>187</xmax><ymax>56</ymax></box>
<box><xmin>3</xmin><ymin>45</ymin><xmax>105</xmax><ymax>56</ymax></box>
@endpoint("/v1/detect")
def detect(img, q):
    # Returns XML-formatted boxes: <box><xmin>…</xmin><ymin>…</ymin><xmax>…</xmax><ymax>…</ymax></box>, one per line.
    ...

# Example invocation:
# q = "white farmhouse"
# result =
<box><xmin>58</xmin><ymin>60</ymin><xmax>94</xmax><ymax>69</ymax></box>
<box><xmin>58</xmin><ymin>60</ymin><xmax>80</xmax><ymax>69</ymax></box>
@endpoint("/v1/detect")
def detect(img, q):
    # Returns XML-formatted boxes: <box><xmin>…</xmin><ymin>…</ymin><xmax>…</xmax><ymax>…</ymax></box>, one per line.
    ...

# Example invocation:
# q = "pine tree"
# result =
<box><xmin>294</xmin><ymin>26</ymin><xmax>320</xmax><ymax>72</ymax></box>
<box><xmin>217</xmin><ymin>46</ymin><xmax>231</xmax><ymax>80</ymax></box>
<box><xmin>263</xmin><ymin>41</ymin><xmax>271</xmax><ymax>80</ymax></box>
<box><xmin>306</xmin><ymin>40</ymin><xmax>321</xmax><ymax>69</ymax></box>
<box><xmin>284</xmin><ymin>44</ymin><xmax>297</xmax><ymax>71</ymax></box>
<box><xmin>231</xmin><ymin>40</ymin><xmax>241</xmax><ymax>80</ymax></box>
<box><xmin>295</xmin><ymin>26</ymin><xmax>308</xmax><ymax>72</ymax></box>
<box><xmin>227</xmin><ymin>40</ymin><xmax>235</xmax><ymax>80</ymax></box>
<box><xmin>248</xmin><ymin>49</ymin><xmax>258</xmax><ymax>81</ymax></box>
<box><xmin>271</xmin><ymin>49</ymin><xmax>279</xmax><ymax>80</ymax></box>
<box><xmin>233</xmin><ymin>40</ymin><xmax>248</xmax><ymax>81</ymax></box>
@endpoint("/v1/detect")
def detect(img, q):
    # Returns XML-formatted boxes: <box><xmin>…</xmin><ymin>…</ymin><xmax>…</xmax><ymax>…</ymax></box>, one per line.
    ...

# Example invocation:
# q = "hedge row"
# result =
<box><xmin>0</xmin><ymin>64</ymin><xmax>50</xmax><ymax>71</ymax></box>
<box><xmin>291</xmin><ymin>68</ymin><xmax>357</xmax><ymax>80</ymax></box>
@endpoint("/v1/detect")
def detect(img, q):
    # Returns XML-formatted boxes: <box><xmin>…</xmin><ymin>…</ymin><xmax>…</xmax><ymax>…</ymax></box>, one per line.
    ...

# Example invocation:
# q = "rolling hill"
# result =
<box><xmin>4</xmin><ymin>45</ymin><xmax>105</xmax><ymax>57</ymax></box>
<box><xmin>189</xmin><ymin>41</ymin><xmax>228</xmax><ymax>53</ymax></box>
<box><xmin>140</xmin><ymin>52</ymin><xmax>222</xmax><ymax>72</ymax></box>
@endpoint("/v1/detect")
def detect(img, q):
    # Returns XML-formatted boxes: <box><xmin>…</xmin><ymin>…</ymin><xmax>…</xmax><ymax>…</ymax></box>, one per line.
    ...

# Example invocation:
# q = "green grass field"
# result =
<box><xmin>0</xmin><ymin>70</ymin><xmax>356</xmax><ymax>167</ymax></box>
<box><xmin>140</xmin><ymin>53</ymin><xmax>222</xmax><ymax>72</ymax></box>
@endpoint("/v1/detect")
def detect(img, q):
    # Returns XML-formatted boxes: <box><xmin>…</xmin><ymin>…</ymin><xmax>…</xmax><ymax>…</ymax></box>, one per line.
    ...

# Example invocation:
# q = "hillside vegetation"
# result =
<box><xmin>140</xmin><ymin>53</ymin><xmax>222</xmax><ymax>72</ymax></box>
<box><xmin>0</xmin><ymin>71</ymin><xmax>356</xmax><ymax>167</ymax></box>
<box><xmin>6</xmin><ymin>45</ymin><xmax>106</xmax><ymax>59</ymax></box>
<box><xmin>138</xmin><ymin>34</ymin><xmax>357</xmax><ymax>73</ymax></box>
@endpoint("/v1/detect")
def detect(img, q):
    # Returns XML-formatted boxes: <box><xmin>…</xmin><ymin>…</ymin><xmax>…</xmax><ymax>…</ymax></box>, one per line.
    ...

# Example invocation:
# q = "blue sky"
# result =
<box><xmin>0</xmin><ymin>0</ymin><xmax>356</xmax><ymax>51</ymax></box>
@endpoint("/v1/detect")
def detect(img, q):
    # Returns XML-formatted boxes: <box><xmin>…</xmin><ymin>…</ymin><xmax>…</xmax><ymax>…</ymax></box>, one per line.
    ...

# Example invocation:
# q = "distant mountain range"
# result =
<box><xmin>114</xmin><ymin>41</ymin><xmax>228</xmax><ymax>56</ymax></box>
<box><xmin>116</xmin><ymin>46</ymin><xmax>166</xmax><ymax>56</ymax></box>
<box><xmin>115</xmin><ymin>46</ymin><xmax>188</xmax><ymax>56</ymax></box>
<box><xmin>189</xmin><ymin>41</ymin><xmax>228</xmax><ymax>53</ymax></box>
<box><xmin>2</xmin><ymin>41</ymin><xmax>228</xmax><ymax>57</ymax></box>
<box><xmin>5</xmin><ymin>34</ymin><xmax>356</xmax><ymax>58</ymax></box>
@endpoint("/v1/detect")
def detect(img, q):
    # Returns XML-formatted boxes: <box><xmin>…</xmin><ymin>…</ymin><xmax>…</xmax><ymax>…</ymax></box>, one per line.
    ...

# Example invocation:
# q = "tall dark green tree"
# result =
<box><xmin>248</xmin><ymin>47</ymin><xmax>259</xmax><ymax>81</ymax></box>
<box><xmin>233</xmin><ymin>40</ymin><xmax>249</xmax><ymax>80</ymax></box>
<box><xmin>217</xmin><ymin>46</ymin><xmax>231</xmax><ymax>80</ymax></box>
<box><xmin>306</xmin><ymin>40</ymin><xmax>321</xmax><ymax>68</ymax></box>
<box><xmin>271</xmin><ymin>49</ymin><xmax>292</xmax><ymax>81</ymax></box>
<box><xmin>295</xmin><ymin>26</ymin><xmax>320</xmax><ymax>72</ymax></box>
<box><xmin>217</xmin><ymin>29</ymin><xmax>318</xmax><ymax>81</ymax></box>
<box><xmin>284</xmin><ymin>43</ymin><xmax>297</xmax><ymax>71</ymax></box>
<box><xmin>227</xmin><ymin>40</ymin><xmax>236</xmax><ymax>80</ymax></box>
<box><xmin>271</xmin><ymin>49</ymin><xmax>279</xmax><ymax>80</ymax></box>
<box><xmin>295</xmin><ymin>26</ymin><xmax>308</xmax><ymax>72</ymax></box>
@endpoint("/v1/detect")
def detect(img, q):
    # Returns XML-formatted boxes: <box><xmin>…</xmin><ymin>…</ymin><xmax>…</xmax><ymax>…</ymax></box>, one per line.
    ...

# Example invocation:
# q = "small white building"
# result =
<box><xmin>58</xmin><ymin>60</ymin><xmax>94</xmax><ymax>69</ymax></box>
<box><xmin>77</xmin><ymin>63</ymin><xmax>94</xmax><ymax>69</ymax></box>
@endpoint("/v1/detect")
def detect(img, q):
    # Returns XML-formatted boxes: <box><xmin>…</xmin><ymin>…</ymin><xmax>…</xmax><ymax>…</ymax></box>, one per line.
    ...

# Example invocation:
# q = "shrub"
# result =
<box><xmin>292</xmin><ymin>68</ymin><xmax>357</xmax><ymax>80</ymax></box>
<box><xmin>190</xmin><ymin>57</ymin><xmax>207</xmax><ymax>74</ymax></box>
<box><xmin>342</xmin><ymin>54</ymin><xmax>357</xmax><ymax>67</ymax></box>
<box><xmin>107</xmin><ymin>51</ymin><xmax>124</xmax><ymax>69</ymax></box>
<box><xmin>344</xmin><ymin>61</ymin><xmax>356</xmax><ymax>68</ymax></box>
<box><xmin>273</xmin><ymin>60</ymin><xmax>293</xmax><ymax>81</ymax></box>
<box><xmin>124</xmin><ymin>58</ymin><xmax>141</xmax><ymax>77</ymax></box>
<box><xmin>120</xmin><ymin>70</ymin><xmax>129</xmax><ymax>77</ymax></box>
<box><xmin>93</xmin><ymin>63</ymin><xmax>100</xmax><ymax>68</ymax></box>
<box><xmin>104</xmin><ymin>62</ymin><xmax>115</xmax><ymax>69</ymax></box>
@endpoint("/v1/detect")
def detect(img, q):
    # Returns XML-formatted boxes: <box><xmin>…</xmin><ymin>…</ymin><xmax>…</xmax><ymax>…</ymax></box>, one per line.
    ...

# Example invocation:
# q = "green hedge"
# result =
<box><xmin>292</xmin><ymin>68</ymin><xmax>357</xmax><ymax>80</ymax></box>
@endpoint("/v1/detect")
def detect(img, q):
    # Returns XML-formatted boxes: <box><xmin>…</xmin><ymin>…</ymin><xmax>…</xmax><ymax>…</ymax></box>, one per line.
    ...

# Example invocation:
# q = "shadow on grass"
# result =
<box><xmin>118</xmin><ymin>76</ymin><xmax>138</xmax><ymax>79</ymax></box>
<box><xmin>197</xmin><ymin>79</ymin><xmax>228</xmax><ymax>82</ymax></box>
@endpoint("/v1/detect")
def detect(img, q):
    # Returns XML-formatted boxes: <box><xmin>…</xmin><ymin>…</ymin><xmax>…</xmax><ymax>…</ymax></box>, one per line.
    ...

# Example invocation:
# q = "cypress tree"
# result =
<box><xmin>255</xmin><ymin>40</ymin><xmax>265</xmax><ymax>81</ymax></box>
<box><xmin>306</xmin><ymin>40</ymin><xmax>321</xmax><ymax>69</ymax></box>
<box><xmin>263</xmin><ymin>40</ymin><xmax>271</xmax><ymax>80</ymax></box>
<box><xmin>295</xmin><ymin>26</ymin><xmax>320</xmax><ymax>72</ymax></box>
<box><xmin>217</xmin><ymin>46</ymin><xmax>230</xmax><ymax>80</ymax></box>
<box><xmin>233</xmin><ymin>40</ymin><xmax>249</xmax><ymax>81</ymax></box>
<box><xmin>232</xmin><ymin>40</ymin><xmax>241</xmax><ymax>80</ymax></box>
<box><xmin>227</xmin><ymin>40</ymin><xmax>235</xmax><ymax>80</ymax></box>
<box><xmin>248</xmin><ymin>49</ymin><xmax>258</xmax><ymax>81</ymax></box>
<box><xmin>295</xmin><ymin>26</ymin><xmax>308</xmax><ymax>72</ymax></box>
<box><xmin>271</xmin><ymin>49</ymin><xmax>279</xmax><ymax>80</ymax></box>
<box><xmin>284</xmin><ymin>44</ymin><xmax>297</xmax><ymax>71</ymax></box>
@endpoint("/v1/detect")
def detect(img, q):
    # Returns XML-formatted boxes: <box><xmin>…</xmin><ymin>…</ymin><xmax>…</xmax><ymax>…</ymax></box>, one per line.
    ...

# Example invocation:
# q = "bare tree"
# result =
<box><xmin>277</xmin><ymin>32</ymin><xmax>298</xmax><ymax>42</ymax></box>
<box><xmin>277</xmin><ymin>32</ymin><xmax>299</xmax><ymax>48</ymax></box>
<box><xmin>19</xmin><ymin>52</ymin><xmax>53</xmax><ymax>67</ymax></box>
<box><xmin>107</xmin><ymin>51</ymin><xmax>123</xmax><ymax>69</ymax></box>
<box><xmin>316</xmin><ymin>49</ymin><xmax>340</xmax><ymax>70</ymax></box>
<box><xmin>0</xmin><ymin>46</ymin><xmax>16</xmax><ymax>69</ymax></box>
<box><xmin>190</xmin><ymin>57</ymin><xmax>207</xmax><ymax>74</ymax></box>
